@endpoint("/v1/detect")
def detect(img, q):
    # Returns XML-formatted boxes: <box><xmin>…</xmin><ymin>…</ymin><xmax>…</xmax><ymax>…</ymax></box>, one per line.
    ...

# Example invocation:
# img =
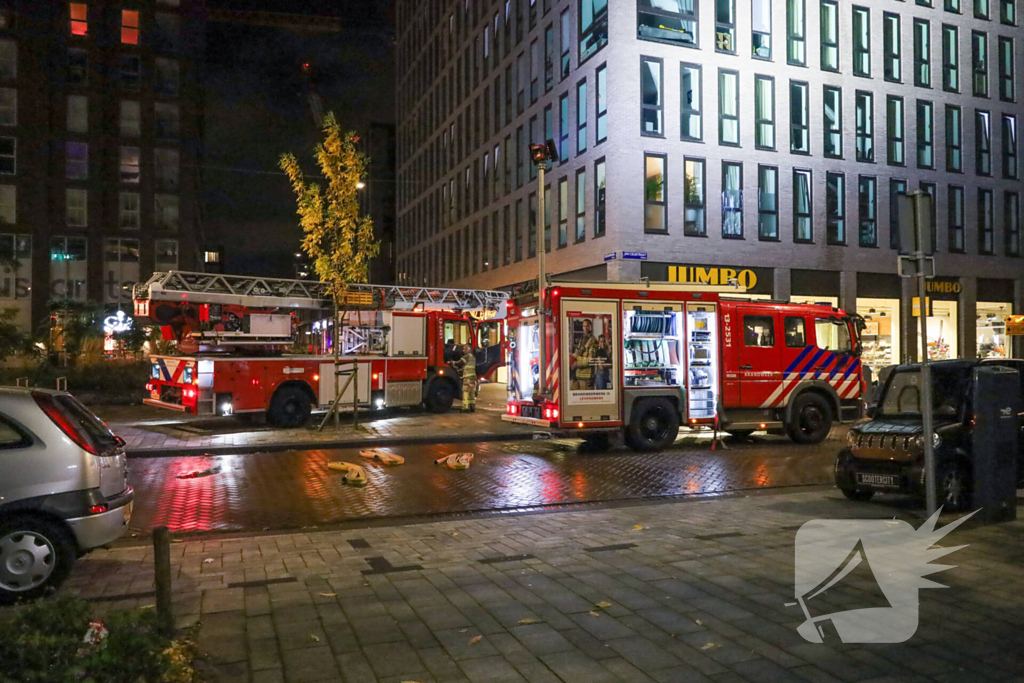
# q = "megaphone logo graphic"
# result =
<box><xmin>791</xmin><ymin>509</ymin><xmax>975</xmax><ymax>644</ymax></box>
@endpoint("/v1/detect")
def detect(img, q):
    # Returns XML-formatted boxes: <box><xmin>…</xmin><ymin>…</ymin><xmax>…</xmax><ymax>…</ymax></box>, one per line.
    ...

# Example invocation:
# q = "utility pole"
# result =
<box><xmin>530</xmin><ymin>139</ymin><xmax>559</xmax><ymax>399</ymax></box>
<box><xmin>898</xmin><ymin>190</ymin><xmax>937</xmax><ymax>515</ymax></box>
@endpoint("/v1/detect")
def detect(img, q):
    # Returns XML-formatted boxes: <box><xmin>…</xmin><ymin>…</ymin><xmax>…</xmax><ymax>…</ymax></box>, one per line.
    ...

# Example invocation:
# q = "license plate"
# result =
<box><xmin>857</xmin><ymin>473</ymin><xmax>899</xmax><ymax>488</ymax></box>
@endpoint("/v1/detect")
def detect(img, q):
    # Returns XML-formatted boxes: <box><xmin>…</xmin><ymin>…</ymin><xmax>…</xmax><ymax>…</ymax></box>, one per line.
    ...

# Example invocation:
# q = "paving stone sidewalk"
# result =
<box><xmin>94</xmin><ymin>384</ymin><xmax>532</xmax><ymax>455</ymax></box>
<box><xmin>62</xmin><ymin>490</ymin><xmax>1024</xmax><ymax>683</ymax></box>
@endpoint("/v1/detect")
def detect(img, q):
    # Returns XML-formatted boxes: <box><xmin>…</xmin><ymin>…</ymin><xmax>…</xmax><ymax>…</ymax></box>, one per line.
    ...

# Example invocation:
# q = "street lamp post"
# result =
<box><xmin>530</xmin><ymin>140</ymin><xmax>559</xmax><ymax>399</ymax></box>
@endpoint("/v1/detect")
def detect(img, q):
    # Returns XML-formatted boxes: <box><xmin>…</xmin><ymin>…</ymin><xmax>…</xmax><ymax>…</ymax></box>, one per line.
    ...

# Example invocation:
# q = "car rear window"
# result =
<box><xmin>53</xmin><ymin>395</ymin><xmax>118</xmax><ymax>452</ymax></box>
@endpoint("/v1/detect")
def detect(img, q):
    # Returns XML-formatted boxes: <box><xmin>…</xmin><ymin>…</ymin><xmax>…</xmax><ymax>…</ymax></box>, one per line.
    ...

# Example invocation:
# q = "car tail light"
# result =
<box><xmin>552</xmin><ymin>408</ymin><xmax>558</xmax><ymax>420</ymax></box>
<box><xmin>544</xmin><ymin>407</ymin><xmax>551</xmax><ymax>419</ymax></box>
<box><xmin>32</xmin><ymin>392</ymin><xmax>98</xmax><ymax>455</ymax></box>
<box><xmin>89</xmin><ymin>504</ymin><xmax>108</xmax><ymax>514</ymax></box>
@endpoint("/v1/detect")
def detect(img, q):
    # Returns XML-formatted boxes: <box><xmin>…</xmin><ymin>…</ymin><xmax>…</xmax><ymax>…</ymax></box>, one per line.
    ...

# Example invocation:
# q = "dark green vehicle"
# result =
<box><xmin>834</xmin><ymin>358</ymin><xmax>1024</xmax><ymax>510</ymax></box>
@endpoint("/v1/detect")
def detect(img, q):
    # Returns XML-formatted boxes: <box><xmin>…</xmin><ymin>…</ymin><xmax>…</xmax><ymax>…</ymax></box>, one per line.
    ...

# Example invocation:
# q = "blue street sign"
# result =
<box><xmin>622</xmin><ymin>251</ymin><xmax>648</xmax><ymax>260</ymax></box>
<box><xmin>604</xmin><ymin>252</ymin><xmax>617</xmax><ymax>261</ymax></box>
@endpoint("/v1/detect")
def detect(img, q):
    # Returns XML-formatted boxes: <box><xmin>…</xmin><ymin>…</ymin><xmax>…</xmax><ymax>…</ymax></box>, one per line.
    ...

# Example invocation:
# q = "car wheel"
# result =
<box><xmin>627</xmin><ymin>398</ymin><xmax>680</xmax><ymax>451</ymax></box>
<box><xmin>0</xmin><ymin>516</ymin><xmax>77</xmax><ymax>604</ymax></box>
<box><xmin>425</xmin><ymin>380</ymin><xmax>455</xmax><ymax>413</ymax></box>
<box><xmin>839</xmin><ymin>487</ymin><xmax>875</xmax><ymax>502</ymax></box>
<box><xmin>268</xmin><ymin>386</ymin><xmax>312</xmax><ymax>428</ymax></box>
<box><xmin>937</xmin><ymin>460</ymin><xmax>970</xmax><ymax>511</ymax></box>
<box><xmin>787</xmin><ymin>393</ymin><xmax>833</xmax><ymax>444</ymax></box>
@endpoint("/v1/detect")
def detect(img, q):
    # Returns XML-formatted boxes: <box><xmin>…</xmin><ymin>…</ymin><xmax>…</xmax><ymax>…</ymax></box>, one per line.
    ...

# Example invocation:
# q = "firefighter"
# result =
<box><xmin>455</xmin><ymin>343</ymin><xmax>478</xmax><ymax>412</ymax></box>
<box><xmin>571</xmin><ymin>319</ymin><xmax>598</xmax><ymax>390</ymax></box>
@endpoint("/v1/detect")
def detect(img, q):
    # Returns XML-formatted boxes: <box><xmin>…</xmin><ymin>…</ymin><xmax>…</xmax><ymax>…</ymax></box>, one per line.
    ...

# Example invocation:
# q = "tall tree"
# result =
<box><xmin>279</xmin><ymin>112</ymin><xmax>379</xmax><ymax>300</ymax></box>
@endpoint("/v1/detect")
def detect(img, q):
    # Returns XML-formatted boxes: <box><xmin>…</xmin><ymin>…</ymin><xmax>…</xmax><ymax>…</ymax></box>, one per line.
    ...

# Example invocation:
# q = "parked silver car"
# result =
<box><xmin>0</xmin><ymin>388</ymin><xmax>133</xmax><ymax>602</ymax></box>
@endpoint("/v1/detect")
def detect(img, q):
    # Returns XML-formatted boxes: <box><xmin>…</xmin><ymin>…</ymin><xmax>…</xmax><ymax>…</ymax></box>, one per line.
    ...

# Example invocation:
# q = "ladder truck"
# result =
<box><xmin>133</xmin><ymin>271</ymin><xmax>509</xmax><ymax>427</ymax></box>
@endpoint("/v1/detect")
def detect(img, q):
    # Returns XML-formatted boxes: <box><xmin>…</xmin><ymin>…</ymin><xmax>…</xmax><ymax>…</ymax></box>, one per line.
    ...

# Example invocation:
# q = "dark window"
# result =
<box><xmin>680</xmin><ymin>63</ymin><xmax>702</xmax><ymax>141</ymax></box>
<box><xmin>826</xmin><ymin>172</ymin><xmax>846</xmax><ymax>244</ymax></box>
<box><xmin>853</xmin><ymin>7</ymin><xmax>870</xmax><ymax>76</ymax></box>
<box><xmin>787</xmin><ymin>0</ymin><xmax>806</xmax><ymax>64</ymax></box>
<box><xmin>580</xmin><ymin>0</ymin><xmax>608</xmax><ymax>62</ymax></box>
<box><xmin>68</xmin><ymin>48</ymin><xmax>88</xmax><ymax>85</ymax></box>
<box><xmin>758</xmin><ymin>165</ymin><xmax>779</xmax><ymax>240</ymax></box>
<box><xmin>560</xmin><ymin>9</ymin><xmax>571</xmax><ymax>78</ymax></box>
<box><xmin>943</xmin><ymin>25</ymin><xmax>959</xmax><ymax>92</ymax></box>
<box><xmin>641</xmin><ymin>57</ymin><xmax>664</xmax><ymax>136</ymax></box>
<box><xmin>595</xmin><ymin>159</ymin><xmax>606</xmax><ymax>236</ymax></box>
<box><xmin>1001</xmin><ymin>0</ymin><xmax>1016</xmax><ymax>23</ymax></box>
<box><xmin>793</xmin><ymin>169</ymin><xmax>812</xmax><ymax>242</ymax></box>
<box><xmin>976</xmin><ymin>109</ymin><xmax>991</xmax><ymax>175</ymax></box>
<box><xmin>998</xmin><ymin>36</ymin><xmax>1014</xmax><ymax>100</ymax></box>
<box><xmin>785</xmin><ymin>317</ymin><xmax>807</xmax><ymax>347</ymax></box>
<box><xmin>790</xmin><ymin>80</ymin><xmax>809</xmax><ymax>153</ymax></box>
<box><xmin>858</xmin><ymin>175</ymin><xmax>877</xmax><ymax>247</ymax></box>
<box><xmin>979</xmin><ymin>188</ymin><xmax>994</xmax><ymax>254</ymax></box>
<box><xmin>820</xmin><ymin>0</ymin><xmax>839</xmax><ymax>70</ymax></box>
<box><xmin>917</xmin><ymin>100</ymin><xmax>933</xmax><ymax>169</ymax></box>
<box><xmin>914</xmin><ymin>19</ymin><xmax>931</xmax><ymax>87</ymax></box>
<box><xmin>752</xmin><ymin>0</ymin><xmax>772</xmax><ymax>58</ymax></box>
<box><xmin>890</xmin><ymin>178</ymin><xmax>907</xmax><ymax>249</ymax></box>
<box><xmin>946</xmin><ymin>105</ymin><xmax>963</xmax><ymax>171</ymax></box>
<box><xmin>1006</xmin><ymin>191</ymin><xmax>1020</xmax><ymax>255</ymax></box>
<box><xmin>976</xmin><ymin>0</ymin><xmax>990</xmax><ymax>18</ymax></box>
<box><xmin>558</xmin><ymin>177</ymin><xmax>568</xmax><ymax>246</ymax></box>
<box><xmin>948</xmin><ymin>185</ymin><xmax>965</xmax><ymax>252</ymax></box>
<box><xmin>575</xmin><ymin>167</ymin><xmax>586</xmax><ymax>241</ymax></box>
<box><xmin>744</xmin><ymin>315</ymin><xmax>776</xmax><ymax>346</ymax></box>
<box><xmin>722</xmin><ymin>161</ymin><xmax>743</xmax><ymax>237</ymax></box>
<box><xmin>755</xmin><ymin>75</ymin><xmax>775</xmax><ymax>150</ymax></box>
<box><xmin>576</xmin><ymin>79</ymin><xmax>587</xmax><ymax>153</ymax></box>
<box><xmin>887</xmin><ymin>96</ymin><xmax>905</xmax><ymax>165</ymax></box>
<box><xmin>823</xmin><ymin>86</ymin><xmax>842</xmax><ymax>158</ymax></box>
<box><xmin>596</xmin><ymin>64</ymin><xmax>607</xmax><ymax>142</ymax></box>
<box><xmin>0</xmin><ymin>416</ymin><xmax>30</xmax><ymax>450</ymax></box>
<box><xmin>716</xmin><ymin>0</ymin><xmax>737</xmax><ymax>52</ymax></box>
<box><xmin>1002</xmin><ymin>114</ymin><xmax>1018</xmax><ymax>178</ymax></box>
<box><xmin>719</xmin><ymin>69</ymin><xmax>739</xmax><ymax>145</ymax></box>
<box><xmin>884</xmin><ymin>12</ymin><xmax>901</xmax><ymax>82</ymax></box>
<box><xmin>855</xmin><ymin>91</ymin><xmax>874</xmax><ymax>162</ymax></box>
<box><xmin>972</xmin><ymin>31</ymin><xmax>988</xmax><ymax>96</ymax></box>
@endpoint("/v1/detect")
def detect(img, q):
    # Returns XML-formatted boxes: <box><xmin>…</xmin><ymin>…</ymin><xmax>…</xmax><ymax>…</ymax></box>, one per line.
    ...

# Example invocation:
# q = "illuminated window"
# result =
<box><xmin>121</xmin><ymin>10</ymin><xmax>139</xmax><ymax>45</ymax></box>
<box><xmin>70</xmin><ymin>3</ymin><xmax>87</xmax><ymax>36</ymax></box>
<box><xmin>120</xmin><ymin>146</ymin><xmax>140</xmax><ymax>183</ymax></box>
<box><xmin>66</xmin><ymin>189</ymin><xmax>87</xmax><ymax>227</ymax></box>
<box><xmin>203</xmin><ymin>250</ymin><xmax>221</xmax><ymax>264</ymax></box>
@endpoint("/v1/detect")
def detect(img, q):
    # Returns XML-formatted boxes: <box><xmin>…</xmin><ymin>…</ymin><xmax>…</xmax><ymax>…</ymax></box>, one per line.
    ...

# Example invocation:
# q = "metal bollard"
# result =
<box><xmin>153</xmin><ymin>526</ymin><xmax>174</xmax><ymax>636</ymax></box>
<box><xmin>56</xmin><ymin>377</ymin><xmax>67</xmax><ymax>392</ymax></box>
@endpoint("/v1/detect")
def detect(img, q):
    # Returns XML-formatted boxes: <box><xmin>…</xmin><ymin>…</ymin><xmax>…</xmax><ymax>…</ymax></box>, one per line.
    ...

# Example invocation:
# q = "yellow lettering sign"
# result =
<box><xmin>670</xmin><ymin>266</ymin><xmax>757</xmax><ymax>291</ymax></box>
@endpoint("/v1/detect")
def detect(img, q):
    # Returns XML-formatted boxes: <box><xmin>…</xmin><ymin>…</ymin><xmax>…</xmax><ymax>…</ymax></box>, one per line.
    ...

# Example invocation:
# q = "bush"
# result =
<box><xmin>0</xmin><ymin>361</ymin><xmax>151</xmax><ymax>404</ymax></box>
<box><xmin>0</xmin><ymin>597</ymin><xmax>198</xmax><ymax>683</ymax></box>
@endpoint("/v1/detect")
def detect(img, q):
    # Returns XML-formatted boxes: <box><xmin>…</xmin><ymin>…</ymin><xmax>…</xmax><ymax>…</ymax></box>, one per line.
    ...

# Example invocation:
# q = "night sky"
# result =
<box><xmin>201</xmin><ymin>0</ymin><xmax>394</xmax><ymax>277</ymax></box>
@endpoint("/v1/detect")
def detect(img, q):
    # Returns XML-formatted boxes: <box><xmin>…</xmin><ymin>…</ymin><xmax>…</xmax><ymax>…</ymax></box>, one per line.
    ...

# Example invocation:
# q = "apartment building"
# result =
<box><xmin>396</xmin><ymin>0</ymin><xmax>1023</xmax><ymax>368</ymax></box>
<box><xmin>0</xmin><ymin>0</ymin><xmax>202</xmax><ymax>331</ymax></box>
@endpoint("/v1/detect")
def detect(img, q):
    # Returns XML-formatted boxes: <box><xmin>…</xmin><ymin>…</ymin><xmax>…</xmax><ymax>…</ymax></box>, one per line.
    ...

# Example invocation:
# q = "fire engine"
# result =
<box><xmin>502</xmin><ymin>280</ymin><xmax>866</xmax><ymax>449</ymax></box>
<box><xmin>133</xmin><ymin>271</ymin><xmax>508</xmax><ymax>427</ymax></box>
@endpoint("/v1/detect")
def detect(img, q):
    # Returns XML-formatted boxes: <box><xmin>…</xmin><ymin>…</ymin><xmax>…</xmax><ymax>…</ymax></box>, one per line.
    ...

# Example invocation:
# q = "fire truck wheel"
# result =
<box><xmin>268</xmin><ymin>386</ymin><xmax>312</xmax><ymax>428</ymax></box>
<box><xmin>627</xmin><ymin>398</ymin><xmax>680</xmax><ymax>451</ymax></box>
<box><xmin>787</xmin><ymin>393</ymin><xmax>833</xmax><ymax>444</ymax></box>
<box><xmin>425</xmin><ymin>380</ymin><xmax>456</xmax><ymax>413</ymax></box>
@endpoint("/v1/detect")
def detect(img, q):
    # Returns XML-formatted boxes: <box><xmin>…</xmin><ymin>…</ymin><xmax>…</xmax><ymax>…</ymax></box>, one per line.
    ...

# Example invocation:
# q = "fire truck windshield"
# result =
<box><xmin>814</xmin><ymin>317</ymin><xmax>854</xmax><ymax>354</ymax></box>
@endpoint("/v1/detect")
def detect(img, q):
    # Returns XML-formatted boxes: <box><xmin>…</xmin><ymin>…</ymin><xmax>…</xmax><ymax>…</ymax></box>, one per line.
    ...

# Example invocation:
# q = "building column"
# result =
<box><xmin>607</xmin><ymin>259</ymin><xmax>641</xmax><ymax>282</ymax></box>
<box><xmin>958</xmin><ymin>276</ymin><xmax>977</xmax><ymax>360</ymax></box>
<box><xmin>902</xmin><ymin>277</ymin><xmax>917</xmax><ymax>363</ymax></box>
<box><xmin>774</xmin><ymin>267</ymin><xmax>791</xmax><ymax>301</ymax></box>
<box><xmin>1015</xmin><ymin>278</ymin><xmax>1024</xmax><ymax>358</ymax></box>
<box><xmin>839</xmin><ymin>271</ymin><xmax>857</xmax><ymax>315</ymax></box>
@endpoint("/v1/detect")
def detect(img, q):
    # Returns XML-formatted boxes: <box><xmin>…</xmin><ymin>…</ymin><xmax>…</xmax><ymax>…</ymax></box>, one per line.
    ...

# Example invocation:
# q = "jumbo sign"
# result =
<box><xmin>668</xmin><ymin>266</ymin><xmax>757</xmax><ymax>290</ymax></box>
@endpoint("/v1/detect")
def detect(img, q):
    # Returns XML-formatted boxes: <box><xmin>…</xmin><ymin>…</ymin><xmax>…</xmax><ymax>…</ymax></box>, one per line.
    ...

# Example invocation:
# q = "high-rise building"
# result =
<box><xmin>395</xmin><ymin>0</ymin><xmax>1024</xmax><ymax>366</ymax></box>
<box><xmin>0</xmin><ymin>0</ymin><xmax>203</xmax><ymax>331</ymax></box>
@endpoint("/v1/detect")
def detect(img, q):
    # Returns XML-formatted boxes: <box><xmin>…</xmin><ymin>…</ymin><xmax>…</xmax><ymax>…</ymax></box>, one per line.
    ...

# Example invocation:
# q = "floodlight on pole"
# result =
<box><xmin>531</xmin><ymin>139</ymin><xmax>558</xmax><ymax>400</ymax></box>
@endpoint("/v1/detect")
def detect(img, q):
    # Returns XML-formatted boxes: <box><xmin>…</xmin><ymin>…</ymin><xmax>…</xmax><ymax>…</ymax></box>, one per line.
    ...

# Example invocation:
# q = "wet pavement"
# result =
<box><xmin>126</xmin><ymin>434</ymin><xmax>841</xmax><ymax>535</ymax></box>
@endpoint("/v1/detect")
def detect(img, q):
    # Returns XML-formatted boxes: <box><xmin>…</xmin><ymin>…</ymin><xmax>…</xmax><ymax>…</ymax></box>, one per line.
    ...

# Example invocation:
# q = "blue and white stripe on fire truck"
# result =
<box><xmin>760</xmin><ymin>346</ymin><xmax>862</xmax><ymax>408</ymax></box>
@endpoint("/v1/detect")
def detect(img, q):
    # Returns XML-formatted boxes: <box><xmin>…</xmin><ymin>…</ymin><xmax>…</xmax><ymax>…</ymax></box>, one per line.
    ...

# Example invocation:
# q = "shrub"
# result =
<box><xmin>0</xmin><ymin>597</ymin><xmax>198</xmax><ymax>683</ymax></box>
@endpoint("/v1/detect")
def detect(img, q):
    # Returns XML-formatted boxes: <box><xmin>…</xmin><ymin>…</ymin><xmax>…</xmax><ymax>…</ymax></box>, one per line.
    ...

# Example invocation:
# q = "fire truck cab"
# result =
<box><xmin>503</xmin><ymin>281</ymin><xmax>865</xmax><ymax>449</ymax></box>
<box><xmin>134</xmin><ymin>272</ymin><xmax>508</xmax><ymax>426</ymax></box>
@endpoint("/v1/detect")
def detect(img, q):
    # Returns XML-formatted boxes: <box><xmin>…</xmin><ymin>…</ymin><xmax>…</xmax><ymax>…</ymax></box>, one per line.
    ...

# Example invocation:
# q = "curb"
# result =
<box><xmin>124</xmin><ymin>430</ymin><xmax>538</xmax><ymax>458</ymax></box>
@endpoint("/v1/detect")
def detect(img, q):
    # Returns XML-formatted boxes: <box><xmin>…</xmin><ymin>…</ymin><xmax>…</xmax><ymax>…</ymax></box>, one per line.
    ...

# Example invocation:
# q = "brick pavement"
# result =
<box><xmin>62</xmin><ymin>490</ymin><xmax>1024</xmax><ymax>683</ymax></box>
<box><xmin>95</xmin><ymin>384</ymin><xmax>533</xmax><ymax>455</ymax></box>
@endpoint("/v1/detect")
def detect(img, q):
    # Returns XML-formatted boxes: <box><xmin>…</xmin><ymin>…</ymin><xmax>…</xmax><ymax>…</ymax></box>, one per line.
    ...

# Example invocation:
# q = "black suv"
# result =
<box><xmin>834</xmin><ymin>358</ymin><xmax>1024</xmax><ymax>510</ymax></box>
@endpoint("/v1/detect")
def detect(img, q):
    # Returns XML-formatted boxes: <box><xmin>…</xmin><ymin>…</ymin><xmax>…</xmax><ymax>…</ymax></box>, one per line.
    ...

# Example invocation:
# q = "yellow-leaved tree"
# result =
<box><xmin>279</xmin><ymin>112</ymin><xmax>379</xmax><ymax>301</ymax></box>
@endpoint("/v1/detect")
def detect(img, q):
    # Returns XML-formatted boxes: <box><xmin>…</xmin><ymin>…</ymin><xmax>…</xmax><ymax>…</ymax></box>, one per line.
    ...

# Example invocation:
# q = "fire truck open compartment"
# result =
<box><xmin>503</xmin><ymin>280</ymin><xmax>865</xmax><ymax>449</ymax></box>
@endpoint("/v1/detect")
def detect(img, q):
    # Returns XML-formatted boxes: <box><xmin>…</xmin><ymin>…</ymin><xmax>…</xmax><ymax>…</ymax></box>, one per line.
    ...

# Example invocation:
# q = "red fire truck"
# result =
<box><xmin>502</xmin><ymin>280</ymin><xmax>865</xmax><ymax>449</ymax></box>
<box><xmin>133</xmin><ymin>271</ymin><xmax>508</xmax><ymax>426</ymax></box>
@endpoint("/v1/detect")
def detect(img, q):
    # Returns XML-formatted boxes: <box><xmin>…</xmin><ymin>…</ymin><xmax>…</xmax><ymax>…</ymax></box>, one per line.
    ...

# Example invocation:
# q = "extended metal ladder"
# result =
<box><xmin>133</xmin><ymin>271</ymin><xmax>510</xmax><ymax>312</ymax></box>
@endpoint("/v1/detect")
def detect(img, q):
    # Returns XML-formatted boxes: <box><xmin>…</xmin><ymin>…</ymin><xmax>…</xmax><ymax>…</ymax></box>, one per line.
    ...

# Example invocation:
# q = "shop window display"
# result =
<box><xmin>977</xmin><ymin>302</ymin><xmax>1011</xmax><ymax>358</ymax></box>
<box><xmin>858</xmin><ymin>299</ymin><xmax>901</xmax><ymax>374</ymax></box>
<box><xmin>926</xmin><ymin>300</ymin><xmax>957</xmax><ymax>360</ymax></box>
